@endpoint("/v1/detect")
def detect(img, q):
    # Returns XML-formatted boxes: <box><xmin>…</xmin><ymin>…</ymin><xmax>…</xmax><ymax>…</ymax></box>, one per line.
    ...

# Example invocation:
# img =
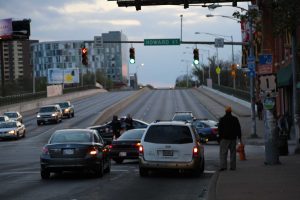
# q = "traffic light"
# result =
<box><xmin>81</xmin><ymin>47</ymin><xmax>88</xmax><ymax>66</ymax></box>
<box><xmin>193</xmin><ymin>48</ymin><xmax>199</xmax><ymax>65</ymax></box>
<box><xmin>129</xmin><ymin>47</ymin><xmax>135</xmax><ymax>64</ymax></box>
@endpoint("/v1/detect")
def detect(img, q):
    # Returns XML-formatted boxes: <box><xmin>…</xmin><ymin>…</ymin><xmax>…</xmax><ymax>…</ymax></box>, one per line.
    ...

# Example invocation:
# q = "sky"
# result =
<box><xmin>0</xmin><ymin>0</ymin><xmax>250</xmax><ymax>87</ymax></box>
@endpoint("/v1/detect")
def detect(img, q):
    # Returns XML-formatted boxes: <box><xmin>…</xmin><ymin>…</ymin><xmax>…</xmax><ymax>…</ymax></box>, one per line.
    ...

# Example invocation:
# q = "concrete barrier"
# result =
<box><xmin>0</xmin><ymin>89</ymin><xmax>106</xmax><ymax>114</ymax></box>
<box><xmin>93</xmin><ymin>87</ymin><xmax>150</xmax><ymax>125</ymax></box>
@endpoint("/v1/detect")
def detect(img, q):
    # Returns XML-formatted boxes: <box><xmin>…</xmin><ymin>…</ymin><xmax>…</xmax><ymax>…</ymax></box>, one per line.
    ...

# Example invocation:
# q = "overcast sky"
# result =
<box><xmin>0</xmin><ymin>0</ymin><xmax>250</xmax><ymax>87</ymax></box>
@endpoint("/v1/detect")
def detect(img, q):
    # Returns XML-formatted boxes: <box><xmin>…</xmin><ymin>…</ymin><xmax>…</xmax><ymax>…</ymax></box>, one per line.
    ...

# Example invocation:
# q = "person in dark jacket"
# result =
<box><xmin>124</xmin><ymin>114</ymin><xmax>134</xmax><ymax>130</ymax></box>
<box><xmin>111</xmin><ymin>115</ymin><xmax>121</xmax><ymax>139</ymax></box>
<box><xmin>218</xmin><ymin>106</ymin><xmax>242</xmax><ymax>171</ymax></box>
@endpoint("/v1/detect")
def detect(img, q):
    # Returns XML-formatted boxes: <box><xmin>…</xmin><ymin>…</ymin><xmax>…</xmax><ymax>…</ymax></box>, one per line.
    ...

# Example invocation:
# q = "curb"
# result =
<box><xmin>207</xmin><ymin>171</ymin><xmax>219</xmax><ymax>200</ymax></box>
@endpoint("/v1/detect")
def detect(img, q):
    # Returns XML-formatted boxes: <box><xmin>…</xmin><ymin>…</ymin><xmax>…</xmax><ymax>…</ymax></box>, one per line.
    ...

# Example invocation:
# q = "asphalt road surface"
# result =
<box><xmin>0</xmin><ymin>89</ymin><xmax>264</xmax><ymax>200</ymax></box>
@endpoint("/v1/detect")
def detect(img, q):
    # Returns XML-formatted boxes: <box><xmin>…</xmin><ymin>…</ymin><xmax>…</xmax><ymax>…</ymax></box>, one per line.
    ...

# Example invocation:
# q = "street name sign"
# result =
<box><xmin>214</xmin><ymin>38</ymin><xmax>224</xmax><ymax>48</ymax></box>
<box><xmin>144</xmin><ymin>38</ymin><xmax>180</xmax><ymax>46</ymax></box>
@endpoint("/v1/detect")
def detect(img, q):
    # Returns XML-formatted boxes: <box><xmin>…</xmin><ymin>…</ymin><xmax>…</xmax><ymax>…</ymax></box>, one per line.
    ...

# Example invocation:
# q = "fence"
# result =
<box><xmin>0</xmin><ymin>85</ymin><xmax>95</xmax><ymax>107</ymax></box>
<box><xmin>212</xmin><ymin>84</ymin><xmax>250</xmax><ymax>102</ymax></box>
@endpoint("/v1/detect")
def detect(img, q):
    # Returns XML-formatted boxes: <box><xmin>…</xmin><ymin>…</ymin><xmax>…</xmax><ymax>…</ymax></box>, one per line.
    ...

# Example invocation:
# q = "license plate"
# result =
<box><xmin>119</xmin><ymin>152</ymin><xmax>127</xmax><ymax>157</ymax></box>
<box><xmin>63</xmin><ymin>149</ymin><xmax>74</xmax><ymax>155</ymax></box>
<box><xmin>163</xmin><ymin>150</ymin><xmax>173</xmax><ymax>156</ymax></box>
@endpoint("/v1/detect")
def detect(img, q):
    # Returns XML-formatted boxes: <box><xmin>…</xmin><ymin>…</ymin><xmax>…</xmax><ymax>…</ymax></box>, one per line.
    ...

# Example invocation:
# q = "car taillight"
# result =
<box><xmin>89</xmin><ymin>147</ymin><xmax>98</xmax><ymax>155</ymax></box>
<box><xmin>212</xmin><ymin>128</ymin><xmax>218</xmax><ymax>134</ymax></box>
<box><xmin>134</xmin><ymin>142</ymin><xmax>141</xmax><ymax>148</ymax></box>
<box><xmin>193</xmin><ymin>146</ymin><xmax>199</xmax><ymax>157</ymax></box>
<box><xmin>42</xmin><ymin>146</ymin><xmax>49</xmax><ymax>155</ymax></box>
<box><xmin>109</xmin><ymin>144</ymin><xmax>113</xmax><ymax>149</ymax></box>
<box><xmin>138</xmin><ymin>145</ymin><xmax>144</xmax><ymax>155</ymax></box>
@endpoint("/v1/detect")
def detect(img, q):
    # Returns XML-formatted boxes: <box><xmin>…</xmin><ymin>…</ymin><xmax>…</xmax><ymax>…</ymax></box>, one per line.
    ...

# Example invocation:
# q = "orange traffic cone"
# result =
<box><xmin>236</xmin><ymin>143</ymin><xmax>246</xmax><ymax>160</ymax></box>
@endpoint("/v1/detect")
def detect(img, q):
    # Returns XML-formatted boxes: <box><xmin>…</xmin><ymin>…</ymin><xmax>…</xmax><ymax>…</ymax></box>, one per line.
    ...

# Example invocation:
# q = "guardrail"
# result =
<box><xmin>212</xmin><ymin>84</ymin><xmax>250</xmax><ymax>102</ymax></box>
<box><xmin>0</xmin><ymin>85</ymin><xmax>95</xmax><ymax>107</ymax></box>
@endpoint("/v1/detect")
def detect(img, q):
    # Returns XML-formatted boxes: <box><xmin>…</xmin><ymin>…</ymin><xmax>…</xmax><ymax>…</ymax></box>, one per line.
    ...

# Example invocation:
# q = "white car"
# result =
<box><xmin>138</xmin><ymin>120</ymin><xmax>205</xmax><ymax>177</ymax></box>
<box><xmin>0</xmin><ymin>115</ymin><xmax>10</xmax><ymax>123</ymax></box>
<box><xmin>0</xmin><ymin>121</ymin><xmax>26</xmax><ymax>140</ymax></box>
<box><xmin>4</xmin><ymin>111</ymin><xmax>23</xmax><ymax>123</ymax></box>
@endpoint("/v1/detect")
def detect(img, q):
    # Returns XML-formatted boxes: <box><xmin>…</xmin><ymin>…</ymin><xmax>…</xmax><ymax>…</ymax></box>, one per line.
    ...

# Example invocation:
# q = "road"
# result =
<box><xmin>0</xmin><ymin>89</ymin><xmax>264</xmax><ymax>200</ymax></box>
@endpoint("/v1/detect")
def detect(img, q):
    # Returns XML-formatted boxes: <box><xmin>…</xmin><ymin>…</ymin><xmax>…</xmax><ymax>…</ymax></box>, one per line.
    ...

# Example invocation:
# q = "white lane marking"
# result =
<box><xmin>0</xmin><ymin>171</ymin><xmax>39</xmax><ymax>175</ymax></box>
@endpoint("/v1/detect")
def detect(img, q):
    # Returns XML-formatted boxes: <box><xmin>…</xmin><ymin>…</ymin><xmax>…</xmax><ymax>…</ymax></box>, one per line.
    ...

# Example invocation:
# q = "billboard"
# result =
<box><xmin>0</xmin><ymin>18</ymin><xmax>12</xmax><ymax>39</ymax></box>
<box><xmin>47</xmin><ymin>68</ymin><xmax>80</xmax><ymax>84</ymax></box>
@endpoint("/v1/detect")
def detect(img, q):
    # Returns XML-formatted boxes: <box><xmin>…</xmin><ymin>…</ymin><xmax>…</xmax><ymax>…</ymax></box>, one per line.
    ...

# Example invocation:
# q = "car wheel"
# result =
<box><xmin>113</xmin><ymin>158</ymin><xmax>124</xmax><ymax>164</ymax></box>
<box><xmin>104</xmin><ymin>159</ymin><xmax>111</xmax><ymax>173</ymax></box>
<box><xmin>15</xmin><ymin>132</ymin><xmax>20</xmax><ymax>140</ymax></box>
<box><xmin>41</xmin><ymin>169</ymin><xmax>50</xmax><ymax>179</ymax></box>
<box><xmin>139</xmin><ymin>167</ymin><xmax>149</xmax><ymax>177</ymax></box>
<box><xmin>72</xmin><ymin>112</ymin><xmax>75</xmax><ymax>117</ymax></box>
<box><xmin>37</xmin><ymin>122</ymin><xmax>41</xmax><ymax>126</ymax></box>
<box><xmin>94</xmin><ymin>161</ymin><xmax>104</xmax><ymax>178</ymax></box>
<box><xmin>22</xmin><ymin>130</ymin><xmax>26</xmax><ymax>138</ymax></box>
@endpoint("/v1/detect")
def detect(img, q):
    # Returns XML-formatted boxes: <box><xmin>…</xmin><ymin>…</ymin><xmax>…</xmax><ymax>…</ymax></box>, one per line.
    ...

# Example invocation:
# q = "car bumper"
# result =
<box><xmin>110</xmin><ymin>149</ymin><xmax>139</xmax><ymax>160</ymax></box>
<box><xmin>40</xmin><ymin>157</ymin><xmax>101</xmax><ymax>172</ymax></box>
<box><xmin>37</xmin><ymin>118</ymin><xmax>57</xmax><ymax>123</ymax></box>
<box><xmin>139</xmin><ymin>156</ymin><xmax>202</xmax><ymax>170</ymax></box>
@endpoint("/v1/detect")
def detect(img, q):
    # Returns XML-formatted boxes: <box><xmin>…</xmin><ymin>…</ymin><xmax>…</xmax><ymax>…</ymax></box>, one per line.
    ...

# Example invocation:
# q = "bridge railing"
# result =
<box><xmin>212</xmin><ymin>84</ymin><xmax>250</xmax><ymax>102</ymax></box>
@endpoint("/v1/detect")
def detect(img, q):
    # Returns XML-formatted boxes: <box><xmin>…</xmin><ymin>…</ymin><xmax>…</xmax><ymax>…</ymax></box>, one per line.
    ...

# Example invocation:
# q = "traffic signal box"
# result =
<box><xmin>193</xmin><ymin>48</ymin><xmax>199</xmax><ymax>65</ymax></box>
<box><xmin>81</xmin><ymin>47</ymin><xmax>88</xmax><ymax>66</ymax></box>
<box><xmin>129</xmin><ymin>47</ymin><xmax>135</xmax><ymax>64</ymax></box>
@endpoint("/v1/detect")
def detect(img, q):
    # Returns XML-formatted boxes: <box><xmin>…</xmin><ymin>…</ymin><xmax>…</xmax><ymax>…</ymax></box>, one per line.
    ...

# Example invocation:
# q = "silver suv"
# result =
<box><xmin>138</xmin><ymin>121</ymin><xmax>205</xmax><ymax>177</ymax></box>
<box><xmin>37</xmin><ymin>105</ymin><xmax>63</xmax><ymax>125</ymax></box>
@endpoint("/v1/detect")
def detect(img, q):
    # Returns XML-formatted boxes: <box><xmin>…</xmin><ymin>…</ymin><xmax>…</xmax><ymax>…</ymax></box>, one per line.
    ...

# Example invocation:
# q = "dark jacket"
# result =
<box><xmin>219</xmin><ymin>112</ymin><xmax>241</xmax><ymax>140</ymax></box>
<box><xmin>111</xmin><ymin>119</ymin><xmax>121</xmax><ymax>138</ymax></box>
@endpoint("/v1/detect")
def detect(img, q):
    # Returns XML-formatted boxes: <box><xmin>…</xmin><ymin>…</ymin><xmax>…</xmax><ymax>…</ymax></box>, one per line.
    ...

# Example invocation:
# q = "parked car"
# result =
<box><xmin>3</xmin><ymin>111</ymin><xmax>23</xmax><ymax>123</ymax></box>
<box><xmin>172</xmin><ymin>111</ymin><xmax>195</xmax><ymax>122</ymax></box>
<box><xmin>109</xmin><ymin>128</ymin><xmax>146</xmax><ymax>164</ymax></box>
<box><xmin>192</xmin><ymin>119</ymin><xmax>219</xmax><ymax>143</ymax></box>
<box><xmin>88</xmin><ymin>117</ymin><xmax>149</xmax><ymax>144</ymax></box>
<box><xmin>0</xmin><ymin>121</ymin><xmax>26</xmax><ymax>140</ymax></box>
<box><xmin>138</xmin><ymin>121</ymin><xmax>205</xmax><ymax>177</ymax></box>
<box><xmin>37</xmin><ymin>105</ymin><xmax>63</xmax><ymax>125</ymax></box>
<box><xmin>40</xmin><ymin>129</ymin><xmax>110</xmax><ymax>179</ymax></box>
<box><xmin>56</xmin><ymin>101</ymin><xmax>74</xmax><ymax>118</ymax></box>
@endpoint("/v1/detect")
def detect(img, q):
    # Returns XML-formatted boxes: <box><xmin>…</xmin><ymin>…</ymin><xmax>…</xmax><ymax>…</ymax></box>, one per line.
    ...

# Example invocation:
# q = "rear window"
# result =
<box><xmin>50</xmin><ymin>131</ymin><xmax>92</xmax><ymax>143</ymax></box>
<box><xmin>119</xmin><ymin>129</ymin><xmax>145</xmax><ymax>140</ymax></box>
<box><xmin>4</xmin><ymin>113</ymin><xmax>18</xmax><ymax>118</ymax></box>
<box><xmin>144</xmin><ymin>125</ymin><xmax>193</xmax><ymax>144</ymax></box>
<box><xmin>58</xmin><ymin>102</ymin><xmax>69</xmax><ymax>108</ymax></box>
<box><xmin>172</xmin><ymin>114</ymin><xmax>193</xmax><ymax>122</ymax></box>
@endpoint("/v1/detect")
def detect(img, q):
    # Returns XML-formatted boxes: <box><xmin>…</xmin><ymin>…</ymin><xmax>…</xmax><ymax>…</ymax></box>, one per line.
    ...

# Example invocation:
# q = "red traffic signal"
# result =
<box><xmin>81</xmin><ymin>47</ymin><xmax>88</xmax><ymax>66</ymax></box>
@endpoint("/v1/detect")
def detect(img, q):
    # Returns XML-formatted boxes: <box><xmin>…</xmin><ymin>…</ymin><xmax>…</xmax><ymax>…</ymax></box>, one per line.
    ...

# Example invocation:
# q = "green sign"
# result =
<box><xmin>144</xmin><ymin>38</ymin><xmax>181</xmax><ymax>46</ymax></box>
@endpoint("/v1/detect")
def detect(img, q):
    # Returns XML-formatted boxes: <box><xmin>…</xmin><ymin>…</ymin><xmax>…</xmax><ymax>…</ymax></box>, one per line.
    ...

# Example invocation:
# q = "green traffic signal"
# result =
<box><xmin>129</xmin><ymin>58</ymin><xmax>135</xmax><ymax>64</ymax></box>
<box><xmin>129</xmin><ymin>47</ymin><xmax>135</xmax><ymax>64</ymax></box>
<box><xmin>193</xmin><ymin>48</ymin><xmax>199</xmax><ymax>65</ymax></box>
<box><xmin>194</xmin><ymin>59</ymin><xmax>199</xmax><ymax>65</ymax></box>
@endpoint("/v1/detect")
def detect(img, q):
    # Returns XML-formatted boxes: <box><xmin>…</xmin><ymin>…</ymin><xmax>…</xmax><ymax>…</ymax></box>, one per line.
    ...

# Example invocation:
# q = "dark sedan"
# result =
<box><xmin>192</xmin><ymin>119</ymin><xmax>219</xmax><ymax>143</ymax></box>
<box><xmin>109</xmin><ymin>128</ymin><xmax>146</xmax><ymax>164</ymax></box>
<box><xmin>88</xmin><ymin>118</ymin><xmax>149</xmax><ymax>144</ymax></box>
<box><xmin>40</xmin><ymin>129</ymin><xmax>111</xmax><ymax>179</ymax></box>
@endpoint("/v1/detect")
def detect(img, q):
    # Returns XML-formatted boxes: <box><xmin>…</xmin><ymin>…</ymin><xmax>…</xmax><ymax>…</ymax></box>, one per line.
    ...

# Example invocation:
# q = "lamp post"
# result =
<box><xmin>180</xmin><ymin>14</ymin><xmax>183</xmax><ymax>41</ymax></box>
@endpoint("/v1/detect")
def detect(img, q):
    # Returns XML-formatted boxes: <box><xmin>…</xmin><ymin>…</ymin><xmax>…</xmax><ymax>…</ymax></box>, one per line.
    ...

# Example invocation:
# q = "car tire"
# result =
<box><xmin>15</xmin><ymin>132</ymin><xmax>20</xmax><ymax>140</ymax></box>
<box><xmin>41</xmin><ymin>169</ymin><xmax>50</xmax><ymax>179</ymax></box>
<box><xmin>22</xmin><ymin>130</ymin><xmax>26</xmax><ymax>138</ymax></box>
<box><xmin>72</xmin><ymin>112</ymin><xmax>74</xmax><ymax>117</ymax></box>
<box><xmin>94</xmin><ymin>161</ymin><xmax>104</xmax><ymax>178</ymax></box>
<box><xmin>37</xmin><ymin>122</ymin><xmax>41</xmax><ymax>126</ymax></box>
<box><xmin>113</xmin><ymin>158</ymin><xmax>124</xmax><ymax>164</ymax></box>
<box><xmin>139</xmin><ymin>167</ymin><xmax>149</xmax><ymax>177</ymax></box>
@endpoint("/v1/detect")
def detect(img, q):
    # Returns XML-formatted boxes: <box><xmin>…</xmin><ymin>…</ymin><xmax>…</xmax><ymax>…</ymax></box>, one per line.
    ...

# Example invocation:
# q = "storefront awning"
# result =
<box><xmin>277</xmin><ymin>64</ymin><xmax>292</xmax><ymax>87</ymax></box>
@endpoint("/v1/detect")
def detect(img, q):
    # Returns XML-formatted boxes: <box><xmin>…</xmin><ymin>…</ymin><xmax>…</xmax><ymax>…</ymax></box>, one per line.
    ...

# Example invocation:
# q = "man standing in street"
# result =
<box><xmin>218</xmin><ymin>106</ymin><xmax>242</xmax><ymax>171</ymax></box>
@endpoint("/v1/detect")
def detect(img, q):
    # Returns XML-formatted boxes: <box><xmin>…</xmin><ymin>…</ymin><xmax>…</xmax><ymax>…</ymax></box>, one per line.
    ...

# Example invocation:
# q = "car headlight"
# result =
<box><xmin>37</xmin><ymin>114</ymin><xmax>41</xmax><ymax>118</ymax></box>
<box><xmin>52</xmin><ymin>113</ymin><xmax>57</xmax><ymax>117</ymax></box>
<box><xmin>8</xmin><ymin>130</ymin><xmax>15</xmax><ymax>135</ymax></box>
<box><xmin>65</xmin><ymin>108</ymin><xmax>69</xmax><ymax>112</ymax></box>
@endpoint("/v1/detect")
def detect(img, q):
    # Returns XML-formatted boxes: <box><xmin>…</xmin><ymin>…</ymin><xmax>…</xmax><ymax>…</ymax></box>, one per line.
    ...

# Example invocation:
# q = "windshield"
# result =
<box><xmin>0</xmin><ymin>122</ymin><xmax>17</xmax><ymax>128</ymax></box>
<box><xmin>50</xmin><ymin>130</ymin><xmax>92</xmax><ymax>143</ymax></box>
<box><xmin>0</xmin><ymin>117</ymin><xmax>7</xmax><ymax>121</ymax></box>
<box><xmin>4</xmin><ymin>113</ymin><xmax>18</xmax><ymax>118</ymax></box>
<box><xmin>40</xmin><ymin>107</ymin><xmax>56</xmax><ymax>112</ymax></box>
<box><xmin>144</xmin><ymin>125</ymin><xmax>193</xmax><ymax>144</ymax></box>
<box><xmin>58</xmin><ymin>102</ymin><xmax>69</xmax><ymax>108</ymax></box>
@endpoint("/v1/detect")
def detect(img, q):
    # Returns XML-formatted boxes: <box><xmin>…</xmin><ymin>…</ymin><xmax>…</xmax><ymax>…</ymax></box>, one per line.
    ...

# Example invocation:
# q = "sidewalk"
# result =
<box><xmin>194</xmin><ymin>87</ymin><xmax>300</xmax><ymax>200</ymax></box>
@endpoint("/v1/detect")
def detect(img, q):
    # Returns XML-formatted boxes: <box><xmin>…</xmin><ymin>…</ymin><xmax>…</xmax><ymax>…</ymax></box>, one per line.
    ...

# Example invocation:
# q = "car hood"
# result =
<box><xmin>0</xmin><ymin>127</ymin><xmax>17</xmax><ymax>132</ymax></box>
